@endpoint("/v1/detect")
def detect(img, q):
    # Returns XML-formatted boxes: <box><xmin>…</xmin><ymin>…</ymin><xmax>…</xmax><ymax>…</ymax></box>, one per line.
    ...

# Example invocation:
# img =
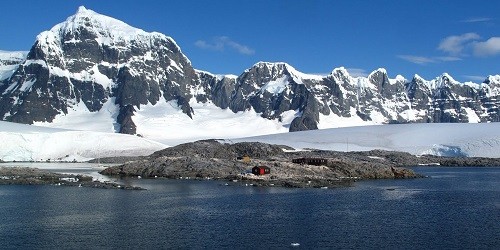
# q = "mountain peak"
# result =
<box><xmin>331</xmin><ymin>67</ymin><xmax>348</xmax><ymax>75</ymax></box>
<box><xmin>52</xmin><ymin>6</ymin><xmax>146</xmax><ymax>39</ymax></box>
<box><xmin>439</xmin><ymin>73</ymin><xmax>457</xmax><ymax>83</ymax></box>
<box><xmin>427</xmin><ymin>73</ymin><xmax>459</xmax><ymax>89</ymax></box>
<box><xmin>253</xmin><ymin>61</ymin><xmax>290</xmax><ymax>69</ymax></box>
<box><xmin>246</xmin><ymin>62</ymin><xmax>323</xmax><ymax>83</ymax></box>
<box><xmin>330</xmin><ymin>67</ymin><xmax>352</xmax><ymax>82</ymax></box>
<box><xmin>485</xmin><ymin>75</ymin><xmax>500</xmax><ymax>84</ymax></box>
<box><xmin>368</xmin><ymin>68</ymin><xmax>388</xmax><ymax>77</ymax></box>
<box><xmin>76</xmin><ymin>5</ymin><xmax>89</xmax><ymax>14</ymax></box>
<box><xmin>30</xmin><ymin>6</ymin><xmax>181</xmax><ymax>65</ymax></box>
<box><xmin>249</xmin><ymin>62</ymin><xmax>298</xmax><ymax>77</ymax></box>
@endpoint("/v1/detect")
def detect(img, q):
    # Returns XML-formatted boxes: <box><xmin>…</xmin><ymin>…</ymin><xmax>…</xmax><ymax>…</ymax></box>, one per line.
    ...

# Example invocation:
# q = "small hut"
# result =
<box><xmin>237</xmin><ymin>155</ymin><xmax>251</xmax><ymax>164</ymax></box>
<box><xmin>252</xmin><ymin>166</ymin><xmax>270</xmax><ymax>175</ymax></box>
<box><xmin>292</xmin><ymin>157</ymin><xmax>327</xmax><ymax>166</ymax></box>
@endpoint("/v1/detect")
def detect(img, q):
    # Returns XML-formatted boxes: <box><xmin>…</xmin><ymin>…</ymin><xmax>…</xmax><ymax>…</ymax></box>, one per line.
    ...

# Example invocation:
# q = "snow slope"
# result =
<box><xmin>230</xmin><ymin>123</ymin><xmax>500</xmax><ymax>158</ymax></box>
<box><xmin>34</xmin><ymin>97</ymin><xmax>296</xmax><ymax>146</ymax></box>
<box><xmin>2</xmin><ymin>120</ymin><xmax>500</xmax><ymax>161</ymax></box>
<box><xmin>0</xmin><ymin>50</ymin><xmax>27</xmax><ymax>81</ymax></box>
<box><xmin>132</xmin><ymin>98</ymin><xmax>295</xmax><ymax>145</ymax></box>
<box><xmin>0</xmin><ymin>121</ymin><xmax>166</xmax><ymax>162</ymax></box>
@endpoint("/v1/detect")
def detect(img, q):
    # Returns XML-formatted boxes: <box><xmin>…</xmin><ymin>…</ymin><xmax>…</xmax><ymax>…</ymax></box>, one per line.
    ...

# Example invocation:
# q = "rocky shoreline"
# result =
<box><xmin>0</xmin><ymin>167</ymin><xmax>144</xmax><ymax>190</ymax></box>
<box><xmin>100</xmin><ymin>140</ymin><xmax>427</xmax><ymax>188</ymax></box>
<box><xmin>100</xmin><ymin>140</ymin><xmax>500</xmax><ymax>188</ymax></box>
<box><xmin>4</xmin><ymin>140</ymin><xmax>500</xmax><ymax>190</ymax></box>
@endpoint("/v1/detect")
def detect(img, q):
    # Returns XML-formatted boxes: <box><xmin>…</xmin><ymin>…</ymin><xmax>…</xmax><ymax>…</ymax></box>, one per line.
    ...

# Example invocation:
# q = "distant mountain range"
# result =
<box><xmin>1</xmin><ymin>6</ymin><xmax>499</xmax><ymax>138</ymax></box>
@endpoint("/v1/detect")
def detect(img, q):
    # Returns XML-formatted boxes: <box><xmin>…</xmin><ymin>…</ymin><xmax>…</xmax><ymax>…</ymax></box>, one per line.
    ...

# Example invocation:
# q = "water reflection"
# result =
<box><xmin>381</xmin><ymin>187</ymin><xmax>423</xmax><ymax>200</ymax></box>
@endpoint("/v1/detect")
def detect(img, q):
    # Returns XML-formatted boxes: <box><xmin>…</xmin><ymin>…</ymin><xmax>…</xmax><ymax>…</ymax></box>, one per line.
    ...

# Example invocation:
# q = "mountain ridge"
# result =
<box><xmin>1</xmin><ymin>6</ymin><xmax>500</xmax><ymax>142</ymax></box>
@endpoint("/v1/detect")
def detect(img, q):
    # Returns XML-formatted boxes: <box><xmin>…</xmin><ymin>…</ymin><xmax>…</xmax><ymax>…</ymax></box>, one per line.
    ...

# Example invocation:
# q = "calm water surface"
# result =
<box><xmin>0</xmin><ymin>164</ymin><xmax>498</xmax><ymax>249</ymax></box>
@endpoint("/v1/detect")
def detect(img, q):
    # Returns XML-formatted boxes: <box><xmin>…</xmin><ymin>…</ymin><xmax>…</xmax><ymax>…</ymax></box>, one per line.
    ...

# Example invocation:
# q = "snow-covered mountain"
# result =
<box><xmin>1</xmin><ymin>6</ymin><xmax>500</xmax><ymax>144</ymax></box>
<box><xmin>0</xmin><ymin>51</ymin><xmax>27</xmax><ymax>81</ymax></box>
<box><xmin>0</xmin><ymin>6</ymin><xmax>197</xmax><ymax>134</ymax></box>
<box><xmin>199</xmin><ymin>63</ymin><xmax>500</xmax><ymax>131</ymax></box>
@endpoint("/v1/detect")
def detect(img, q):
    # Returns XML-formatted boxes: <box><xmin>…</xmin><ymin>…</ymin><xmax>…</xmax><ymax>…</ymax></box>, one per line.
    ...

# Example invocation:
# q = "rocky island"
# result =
<box><xmin>100</xmin><ymin>140</ymin><xmax>427</xmax><ymax>188</ymax></box>
<box><xmin>3</xmin><ymin>140</ymin><xmax>500</xmax><ymax>189</ymax></box>
<box><xmin>100</xmin><ymin>140</ymin><xmax>500</xmax><ymax>188</ymax></box>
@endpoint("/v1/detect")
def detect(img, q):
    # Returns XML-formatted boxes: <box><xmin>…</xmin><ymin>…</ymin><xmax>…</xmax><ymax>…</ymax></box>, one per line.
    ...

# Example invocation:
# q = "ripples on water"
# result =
<box><xmin>0</xmin><ymin>165</ymin><xmax>499</xmax><ymax>249</ymax></box>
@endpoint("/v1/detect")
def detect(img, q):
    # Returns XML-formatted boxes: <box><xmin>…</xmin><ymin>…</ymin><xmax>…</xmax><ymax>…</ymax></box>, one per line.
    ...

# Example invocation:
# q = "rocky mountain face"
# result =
<box><xmin>198</xmin><ymin>64</ymin><xmax>500</xmax><ymax>131</ymax></box>
<box><xmin>197</xmin><ymin>63</ymin><xmax>326</xmax><ymax>131</ymax></box>
<box><xmin>0</xmin><ymin>6</ymin><xmax>197</xmax><ymax>134</ymax></box>
<box><xmin>1</xmin><ymin>6</ymin><xmax>500</xmax><ymax>135</ymax></box>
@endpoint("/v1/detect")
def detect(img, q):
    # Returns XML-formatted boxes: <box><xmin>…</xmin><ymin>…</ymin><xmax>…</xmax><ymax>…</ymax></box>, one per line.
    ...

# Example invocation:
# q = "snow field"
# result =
<box><xmin>2</xmin><ymin>120</ymin><xmax>500</xmax><ymax>162</ymax></box>
<box><xmin>230</xmin><ymin>123</ymin><xmax>500</xmax><ymax>158</ymax></box>
<box><xmin>132</xmin><ymin>99</ymin><xmax>295</xmax><ymax>145</ymax></box>
<box><xmin>0</xmin><ymin>121</ymin><xmax>166</xmax><ymax>162</ymax></box>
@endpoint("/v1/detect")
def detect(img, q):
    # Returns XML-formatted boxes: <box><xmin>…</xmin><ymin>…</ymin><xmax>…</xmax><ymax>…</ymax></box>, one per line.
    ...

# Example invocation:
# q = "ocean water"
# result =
<box><xmin>0</xmin><ymin>165</ymin><xmax>499</xmax><ymax>249</ymax></box>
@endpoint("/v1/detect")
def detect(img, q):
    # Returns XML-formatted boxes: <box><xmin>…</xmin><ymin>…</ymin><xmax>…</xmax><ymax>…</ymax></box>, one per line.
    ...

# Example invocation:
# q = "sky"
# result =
<box><xmin>0</xmin><ymin>0</ymin><xmax>499</xmax><ymax>82</ymax></box>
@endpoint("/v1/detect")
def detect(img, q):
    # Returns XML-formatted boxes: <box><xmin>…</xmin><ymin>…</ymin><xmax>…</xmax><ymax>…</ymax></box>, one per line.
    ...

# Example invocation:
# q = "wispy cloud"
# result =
<box><xmin>437</xmin><ymin>33</ymin><xmax>480</xmax><ymax>56</ymax></box>
<box><xmin>346</xmin><ymin>68</ymin><xmax>368</xmax><ymax>77</ymax></box>
<box><xmin>462</xmin><ymin>75</ymin><xmax>487</xmax><ymax>82</ymax></box>
<box><xmin>195</xmin><ymin>36</ymin><xmax>255</xmax><ymax>55</ymax></box>
<box><xmin>397</xmin><ymin>55</ymin><xmax>436</xmax><ymax>65</ymax></box>
<box><xmin>397</xmin><ymin>55</ymin><xmax>463</xmax><ymax>65</ymax></box>
<box><xmin>473</xmin><ymin>37</ymin><xmax>500</xmax><ymax>57</ymax></box>
<box><xmin>460</xmin><ymin>17</ymin><xmax>493</xmax><ymax>23</ymax></box>
<box><xmin>435</xmin><ymin>56</ymin><xmax>462</xmax><ymax>62</ymax></box>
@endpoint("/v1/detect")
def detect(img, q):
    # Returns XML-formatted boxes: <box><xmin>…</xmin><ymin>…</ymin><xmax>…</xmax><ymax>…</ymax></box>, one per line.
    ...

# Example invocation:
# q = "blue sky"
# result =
<box><xmin>0</xmin><ymin>0</ymin><xmax>499</xmax><ymax>82</ymax></box>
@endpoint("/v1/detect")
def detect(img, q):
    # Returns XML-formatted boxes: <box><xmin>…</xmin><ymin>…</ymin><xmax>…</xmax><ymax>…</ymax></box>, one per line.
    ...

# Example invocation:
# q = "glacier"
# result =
<box><xmin>230</xmin><ymin>122</ymin><xmax>500</xmax><ymax>158</ymax></box>
<box><xmin>1</xmin><ymin>6</ymin><xmax>500</xmax><ymax>161</ymax></box>
<box><xmin>2</xmin><ymin>120</ymin><xmax>500</xmax><ymax>162</ymax></box>
<box><xmin>0</xmin><ymin>121</ymin><xmax>165</xmax><ymax>162</ymax></box>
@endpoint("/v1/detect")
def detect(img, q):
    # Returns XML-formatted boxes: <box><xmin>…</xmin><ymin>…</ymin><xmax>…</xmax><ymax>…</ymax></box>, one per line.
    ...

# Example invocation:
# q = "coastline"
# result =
<box><xmin>100</xmin><ymin>140</ymin><xmax>424</xmax><ymax>189</ymax></box>
<box><xmin>0</xmin><ymin>166</ymin><xmax>144</xmax><ymax>190</ymax></box>
<box><xmin>3</xmin><ymin>140</ymin><xmax>500</xmax><ymax>190</ymax></box>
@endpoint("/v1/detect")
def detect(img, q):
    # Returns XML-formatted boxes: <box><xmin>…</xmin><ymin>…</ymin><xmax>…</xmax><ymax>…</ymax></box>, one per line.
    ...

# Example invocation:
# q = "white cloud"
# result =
<box><xmin>397</xmin><ymin>55</ymin><xmax>463</xmax><ymax>65</ymax></box>
<box><xmin>462</xmin><ymin>75</ymin><xmax>487</xmax><ymax>82</ymax></box>
<box><xmin>473</xmin><ymin>37</ymin><xmax>500</xmax><ymax>57</ymax></box>
<box><xmin>194</xmin><ymin>40</ymin><xmax>223</xmax><ymax>51</ymax></box>
<box><xmin>195</xmin><ymin>36</ymin><xmax>255</xmax><ymax>55</ymax></box>
<box><xmin>397</xmin><ymin>55</ymin><xmax>436</xmax><ymax>65</ymax></box>
<box><xmin>435</xmin><ymin>56</ymin><xmax>462</xmax><ymax>62</ymax></box>
<box><xmin>437</xmin><ymin>33</ymin><xmax>480</xmax><ymax>55</ymax></box>
<box><xmin>461</xmin><ymin>17</ymin><xmax>493</xmax><ymax>23</ymax></box>
<box><xmin>346</xmin><ymin>68</ymin><xmax>368</xmax><ymax>77</ymax></box>
<box><xmin>400</xmin><ymin>33</ymin><xmax>500</xmax><ymax>65</ymax></box>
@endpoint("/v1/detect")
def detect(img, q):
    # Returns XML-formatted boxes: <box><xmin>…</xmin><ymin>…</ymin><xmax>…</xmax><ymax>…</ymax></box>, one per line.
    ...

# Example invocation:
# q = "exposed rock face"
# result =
<box><xmin>1</xmin><ymin>6</ymin><xmax>500</xmax><ymax>135</ymax></box>
<box><xmin>150</xmin><ymin>139</ymin><xmax>292</xmax><ymax>159</ymax></box>
<box><xmin>0</xmin><ymin>7</ymin><xmax>197</xmax><ymax>133</ymax></box>
<box><xmin>197</xmin><ymin>63</ymin><xmax>322</xmax><ymax>131</ymax></box>
<box><xmin>198</xmin><ymin>64</ymin><xmax>500</xmax><ymax>131</ymax></box>
<box><xmin>100</xmin><ymin>140</ymin><xmax>425</xmax><ymax>188</ymax></box>
<box><xmin>404</xmin><ymin>73</ymin><xmax>498</xmax><ymax>123</ymax></box>
<box><xmin>100</xmin><ymin>140</ymin><xmax>500</xmax><ymax>188</ymax></box>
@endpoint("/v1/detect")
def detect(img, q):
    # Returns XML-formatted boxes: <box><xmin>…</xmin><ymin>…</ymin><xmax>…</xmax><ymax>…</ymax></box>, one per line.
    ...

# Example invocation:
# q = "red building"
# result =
<box><xmin>252</xmin><ymin>166</ymin><xmax>270</xmax><ymax>175</ymax></box>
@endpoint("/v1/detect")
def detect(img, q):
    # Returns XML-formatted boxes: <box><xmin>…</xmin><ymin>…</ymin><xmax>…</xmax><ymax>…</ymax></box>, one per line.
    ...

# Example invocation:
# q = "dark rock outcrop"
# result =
<box><xmin>100</xmin><ymin>140</ymin><xmax>426</xmax><ymax>188</ymax></box>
